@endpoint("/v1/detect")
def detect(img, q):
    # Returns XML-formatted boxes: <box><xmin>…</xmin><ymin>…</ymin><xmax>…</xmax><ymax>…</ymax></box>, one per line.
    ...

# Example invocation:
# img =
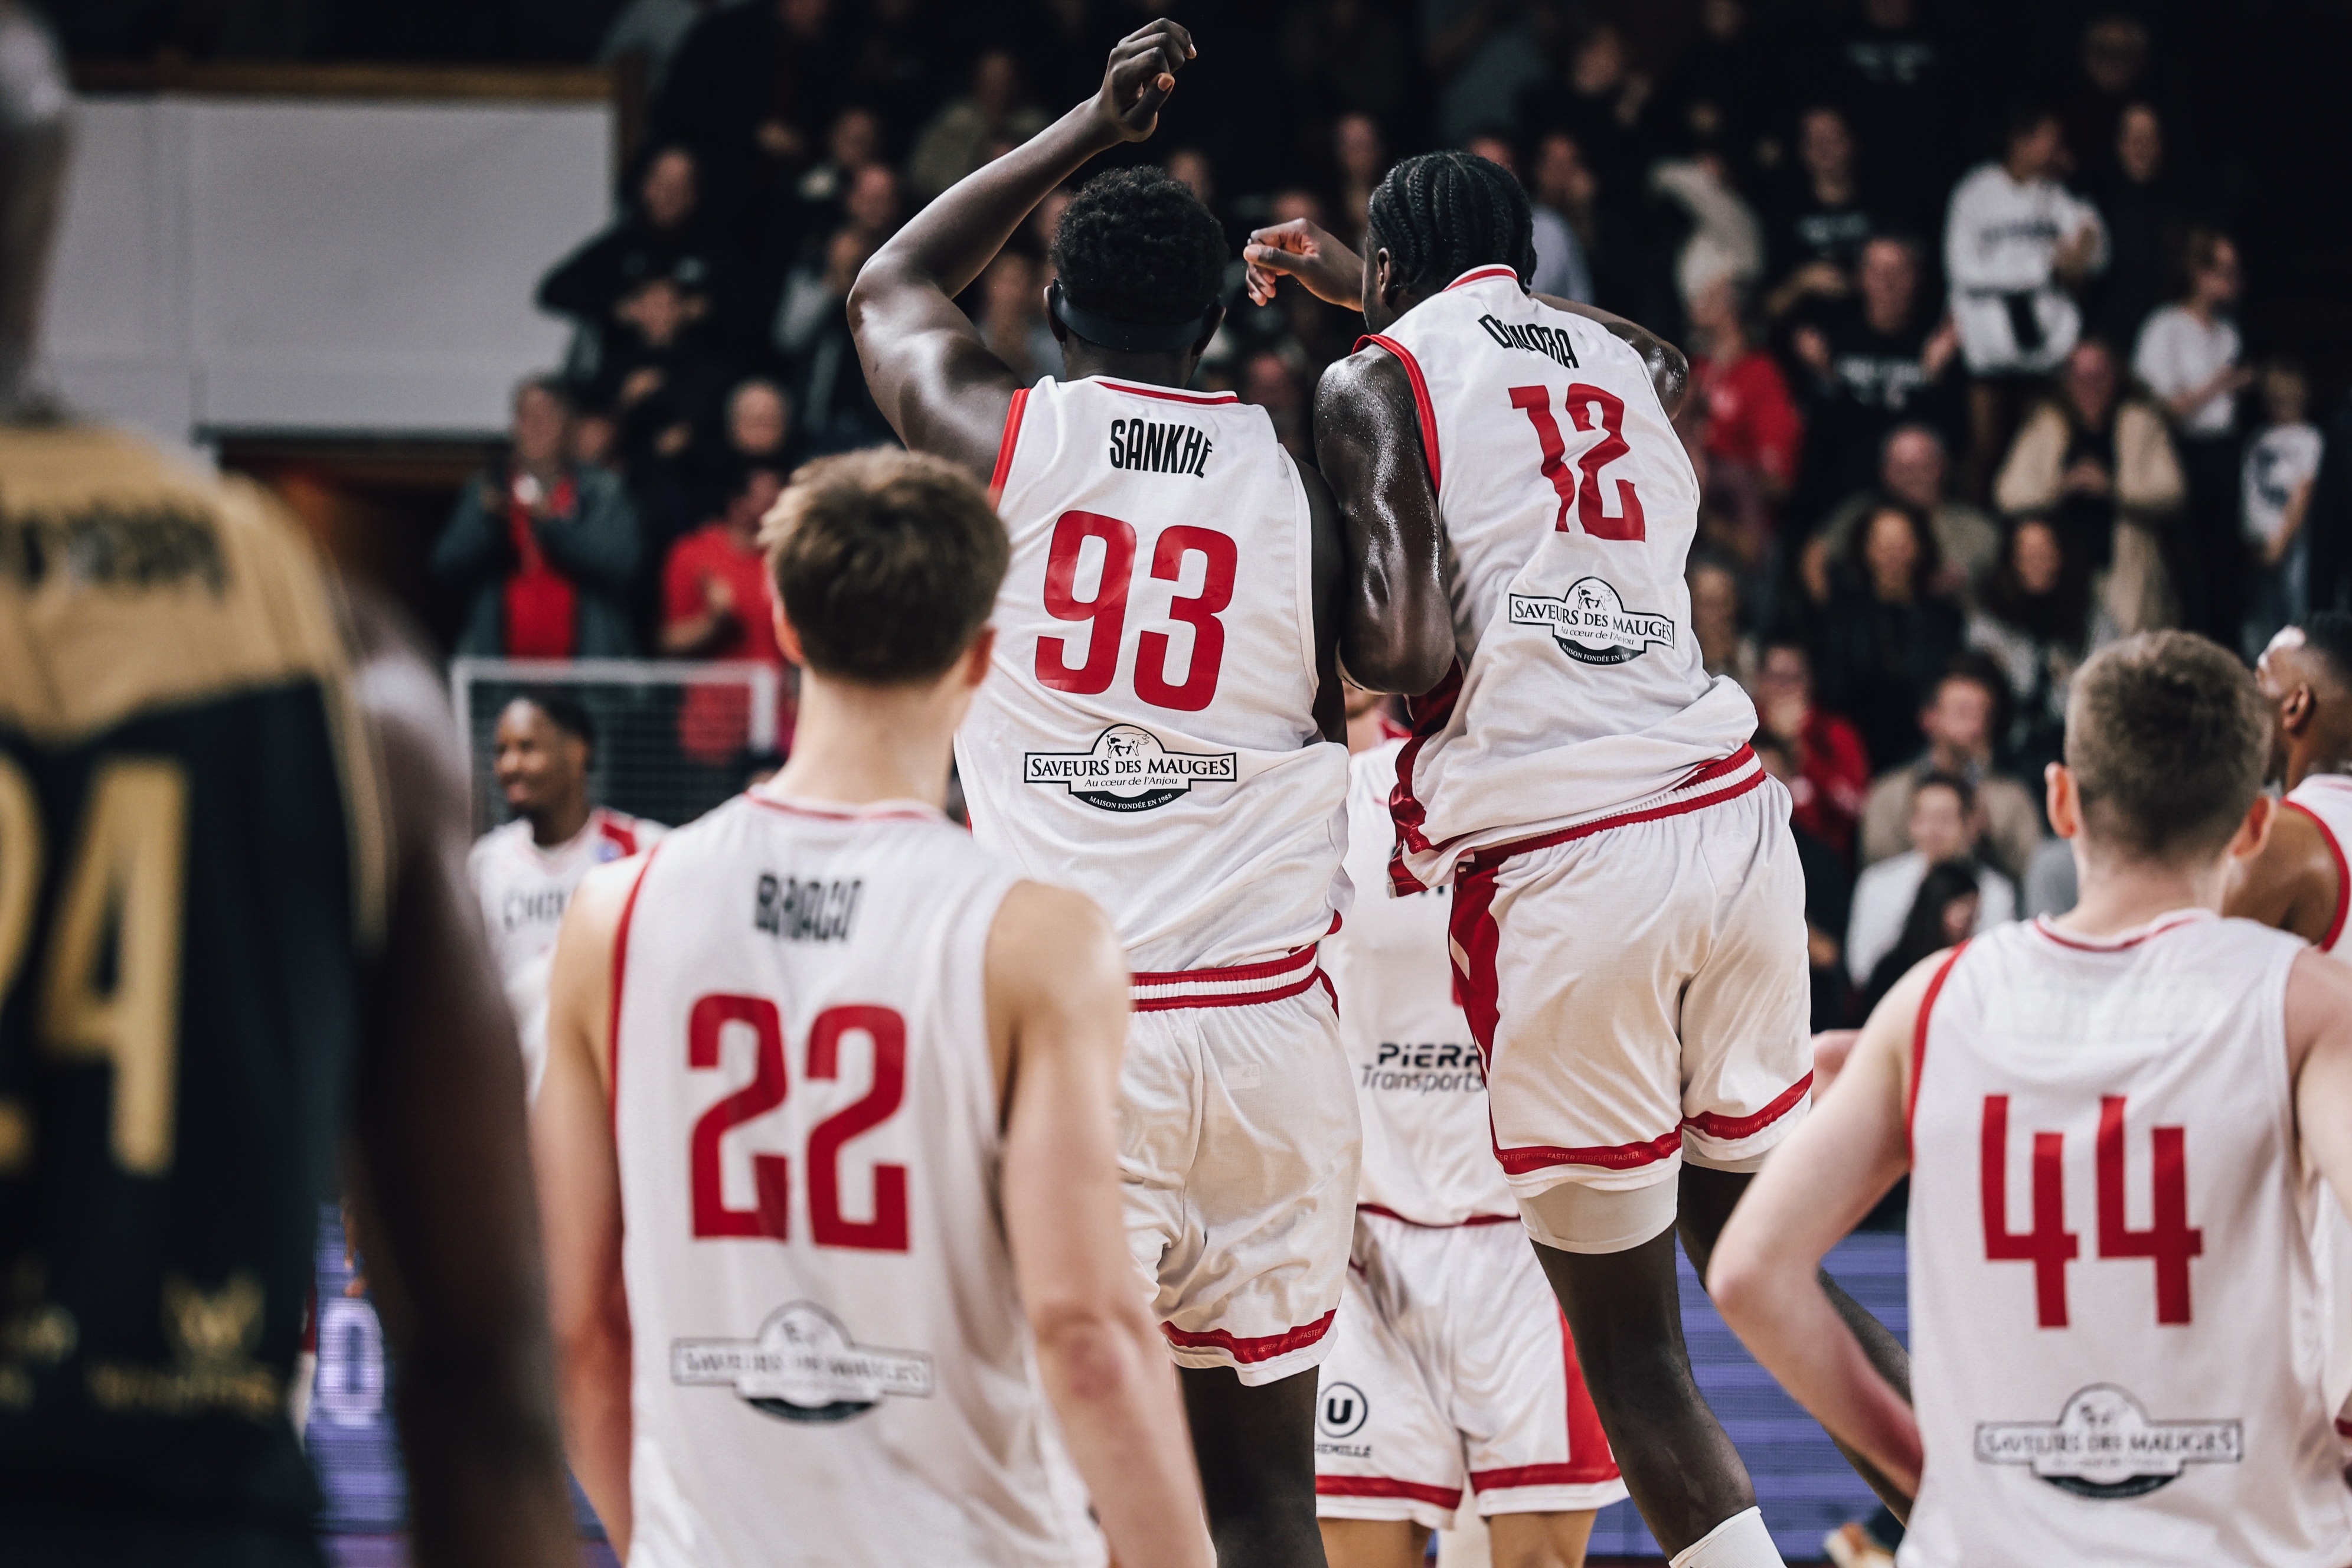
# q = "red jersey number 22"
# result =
<box><xmin>1508</xmin><ymin>384</ymin><xmax>1647</xmax><ymax>541</ymax></box>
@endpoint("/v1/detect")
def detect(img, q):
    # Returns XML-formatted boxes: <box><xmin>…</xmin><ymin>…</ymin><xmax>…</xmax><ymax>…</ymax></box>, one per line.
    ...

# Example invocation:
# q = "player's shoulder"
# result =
<box><xmin>468</xmin><ymin>816</ymin><xmax>531</xmax><ymax>869</ymax></box>
<box><xmin>986</xmin><ymin>878</ymin><xmax>1125</xmax><ymax>1008</ymax></box>
<box><xmin>592</xmin><ymin>806</ymin><xmax>667</xmax><ymax>858</ymax></box>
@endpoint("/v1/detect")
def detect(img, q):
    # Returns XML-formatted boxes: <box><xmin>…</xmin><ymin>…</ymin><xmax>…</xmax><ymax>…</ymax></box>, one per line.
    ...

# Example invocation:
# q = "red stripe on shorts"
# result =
<box><xmin>1683</xmin><ymin>1070</ymin><xmax>1814</xmax><ymax>1142</ymax></box>
<box><xmin>1492</xmin><ymin>1131</ymin><xmax>1683</xmax><ymax>1175</ymax></box>
<box><xmin>1160</xmin><ymin>1308</ymin><xmax>1336</xmax><ymax>1364</ymax></box>
<box><xmin>1315</xmin><ymin>1475</ymin><xmax>1464</xmax><ymax>1509</ymax></box>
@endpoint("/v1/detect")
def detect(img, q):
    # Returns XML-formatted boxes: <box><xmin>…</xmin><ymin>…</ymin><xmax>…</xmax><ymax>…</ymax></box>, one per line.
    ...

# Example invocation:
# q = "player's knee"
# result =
<box><xmin>1518</xmin><ymin>1177</ymin><xmax>1677</xmax><ymax>1256</ymax></box>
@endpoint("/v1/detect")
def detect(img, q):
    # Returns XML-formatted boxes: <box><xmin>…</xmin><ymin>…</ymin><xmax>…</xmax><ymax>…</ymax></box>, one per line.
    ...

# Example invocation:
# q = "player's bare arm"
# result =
<box><xmin>1708</xmin><ymin>954</ymin><xmax>1936</xmax><ymax>1497</ymax></box>
<box><xmin>533</xmin><ymin>855</ymin><xmax>642</xmax><ymax>1556</ymax></box>
<box><xmin>1298</xmin><ymin>456</ymin><xmax>1350</xmax><ymax>741</ymax></box>
<box><xmin>1314</xmin><ymin>348</ymin><xmax>1454</xmax><ymax>696</ymax></box>
<box><xmin>988</xmin><ymin>880</ymin><xmax>1216</xmax><ymax>1568</ymax></box>
<box><xmin>848</xmin><ymin>20</ymin><xmax>1195</xmax><ymax>478</ymax></box>
<box><xmin>2224</xmin><ymin>803</ymin><xmax>2340</xmax><ymax>944</ymax></box>
<box><xmin>2288</xmin><ymin>949</ymin><xmax>2352</xmax><ymax>1224</ymax></box>
<box><xmin>346</xmin><ymin>599</ymin><xmax>577</xmax><ymax>1568</ymax></box>
<box><xmin>1249</xmin><ymin>217</ymin><xmax>1688</xmax><ymax>417</ymax></box>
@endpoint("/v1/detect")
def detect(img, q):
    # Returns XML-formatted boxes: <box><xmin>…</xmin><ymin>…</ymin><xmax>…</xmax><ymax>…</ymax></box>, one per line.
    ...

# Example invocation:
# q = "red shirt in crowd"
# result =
<box><xmin>1692</xmin><ymin>349</ymin><xmax>1804</xmax><ymax>496</ymax></box>
<box><xmin>662</xmin><ymin>524</ymin><xmax>795</xmax><ymax>763</ymax></box>
<box><xmin>1782</xmin><ymin>706</ymin><xmax>1872</xmax><ymax>860</ymax></box>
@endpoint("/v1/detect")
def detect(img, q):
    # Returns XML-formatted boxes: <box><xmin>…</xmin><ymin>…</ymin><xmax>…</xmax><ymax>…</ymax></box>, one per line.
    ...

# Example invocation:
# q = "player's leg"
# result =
<box><xmin>1133</xmin><ymin>994</ymin><xmax>1361</xmax><ymax>1568</ymax></box>
<box><xmin>1320</xmin><ymin>1519</ymin><xmax>1430</xmax><ymax>1568</ymax></box>
<box><xmin>1485</xmin><ymin>1510</ymin><xmax>1598</xmax><ymax>1568</ymax></box>
<box><xmin>1462</xmin><ymin>825</ymin><xmax>1778</xmax><ymax>1561</ymax></box>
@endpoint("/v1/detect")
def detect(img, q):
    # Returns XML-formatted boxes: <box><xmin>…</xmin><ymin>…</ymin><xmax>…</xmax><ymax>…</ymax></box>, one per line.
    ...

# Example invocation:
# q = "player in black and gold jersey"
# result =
<box><xmin>0</xmin><ymin>7</ymin><xmax>574</xmax><ymax>1564</ymax></box>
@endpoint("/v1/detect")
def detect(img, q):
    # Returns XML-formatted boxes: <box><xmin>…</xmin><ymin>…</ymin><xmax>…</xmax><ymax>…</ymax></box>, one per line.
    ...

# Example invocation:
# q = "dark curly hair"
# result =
<box><xmin>1051</xmin><ymin>165</ymin><xmax>1228</xmax><ymax>326</ymax></box>
<box><xmin>1365</xmin><ymin>151</ymin><xmax>1536</xmax><ymax>295</ymax></box>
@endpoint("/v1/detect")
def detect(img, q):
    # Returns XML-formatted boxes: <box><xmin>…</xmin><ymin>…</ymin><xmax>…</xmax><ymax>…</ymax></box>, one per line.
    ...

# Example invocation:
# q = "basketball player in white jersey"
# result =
<box><xmin>1315</xmin><ymin>690</ymin><xmax>1627</xmax><ymax>1568</ymax></box>
<box><xmin>849</xmin><ymin>24</ymin><xmax>1353</xmax><ymax>1566</ymax></box>
<box><xmin>533</xmin><ymin>451</ymin><xmax>1212</xmax><ymax>1568</ymax></box>
<box><xmin>2227</xmin><ymin>613</ymin><xmax>2352</xmax><ymax>950</ymax></box>
<box><xmin>1711</xmin><ymin>631</ymin><xmax>2352</xmax><ymax>1565</ymax></box>
<box><xmin>469</xmin><ymin>692</ymin><xmax>663</xmax><ymax>1097</ymax></box>
<box><xmin>1246</xmin><ymin>156</ymin><xmax>1907</xmax><ymax>1565</ymax></box>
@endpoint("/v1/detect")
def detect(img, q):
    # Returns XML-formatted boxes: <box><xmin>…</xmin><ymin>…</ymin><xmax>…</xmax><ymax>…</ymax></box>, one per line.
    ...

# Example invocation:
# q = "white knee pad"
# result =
<box><xmin>1668</xmin><ymin>1507</ymin><xmax>1783</xmax><ymax>1568</ymax></box>
<box><xmin>1517</xmin><ymin>1175</ymin><xmax>1677</xmax><ymax>1255</ymax></box>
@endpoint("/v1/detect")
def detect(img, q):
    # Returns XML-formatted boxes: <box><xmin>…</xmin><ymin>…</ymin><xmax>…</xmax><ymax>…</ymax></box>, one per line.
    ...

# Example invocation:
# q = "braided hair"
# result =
<box><xmin>1364</xmin><ymin>151</ymin><xmax>1536</xmax><ymax>296</ymax></box>
<box><xmin>1051</xmin><ymin>166</ymin><xmax>1228</xmax><ymax>326</ymax></box>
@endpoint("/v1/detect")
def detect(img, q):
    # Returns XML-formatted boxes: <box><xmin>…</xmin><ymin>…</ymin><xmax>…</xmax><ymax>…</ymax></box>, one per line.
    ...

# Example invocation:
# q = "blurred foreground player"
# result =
<box><xmin>533</xmin><ymin>451</ymin><xmax>1212</xmax><ymax>1568</ymax></box>
<box><xmin>0</xmin><ymin>7</ymin><xmax>574</xmax><ymax>1562</ymax></box>
<box><xmin>1247</xmin><ymin>158</ymin><xmax>1906</xmax><ymax>1564</ymax></box>
<box><xmin>850</xmin><ymin>23</ymin><xmax>1353</xmax><ymax>1568</ymax></box>
<box><xmin>468</xmin><ymin>692</ymin><xmax>662</xmax><ymax>1098</ymax></box>
<box><xmin>2224</xmin><ymin>615</ymin><xmax>2352</xmax><ymax>949</ymax></box>
<box><xmin>1712</xmin><ymin>632</ymin><xmax>2352</xmax><ymax>1565</ymax></box>
<box><xmin>1315</xmin><ymin>690</ymin><xmax>1626</xmax><ymax>1568</ymax></box>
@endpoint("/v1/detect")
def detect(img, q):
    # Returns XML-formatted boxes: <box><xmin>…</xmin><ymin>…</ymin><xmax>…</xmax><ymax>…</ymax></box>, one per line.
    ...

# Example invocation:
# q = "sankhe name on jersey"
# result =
<box><xmin>1106</xmin><ymin>416</ymin><xmax>1213</xmax><ymax>477</ymax></box>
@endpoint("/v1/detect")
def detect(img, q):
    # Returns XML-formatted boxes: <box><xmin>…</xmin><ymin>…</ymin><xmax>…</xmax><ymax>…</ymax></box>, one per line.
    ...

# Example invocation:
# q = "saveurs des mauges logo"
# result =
<box><xmin>1509</xmin><ymin>575</ymin><xmax>1674</xmax><ymax>666</ymax></box>
<box><xmin>1025</xmin><ymin>724</ymin><xmax>1237</xmax><ymax>812</ymax></box>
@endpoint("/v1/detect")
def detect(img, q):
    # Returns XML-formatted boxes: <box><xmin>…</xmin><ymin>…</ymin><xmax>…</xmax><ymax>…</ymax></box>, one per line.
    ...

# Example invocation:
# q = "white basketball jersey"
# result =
<box><xmin>610</xmin><ymin>793</ymin><xmax>1102</xmax><ymax>1568</ymax></box>
<box><xmin>1903</xmin><ymin>912</ymin><xmax>2352</xmax><ymax>1567</ymax></box>
<box><xmin>469</xmin><ymin>805</ymin><xmax>662</xmax><ymax>1097</ymax></box>
<box><xmin>1367</xmin><ymin>269</ymin><xmax>1758</xmax><ymax>890</ymax></box>
<box><xmin>1328</xmin><ymin>738</ymin><xmax>1514</xmax><ymax>1227</ymax></box>
<box><xmin>959</xmin><ymin>375</ymin><xmax>1348</xmax><ymax>981</ymax></box>
<box><xmin>2283</xmin><ymin>772</ymin><xmax>2352</xmax><ymax>953</ymax></box>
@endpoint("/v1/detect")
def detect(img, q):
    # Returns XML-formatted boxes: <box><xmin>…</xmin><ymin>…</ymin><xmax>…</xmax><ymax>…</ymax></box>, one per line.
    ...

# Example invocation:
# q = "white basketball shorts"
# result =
<box><xmin>1314</xmin><ymin>1211</ymin><xmax>1628</xmax><ymax>1527</ymax></box>
<box><xmin>1119</xmin><ymin>983</ymin><xmax>1360</xmax><ymax>1384</ymax></box>
<box><xmin>1448</xmin><ymin>773</ymin><xmax>1813</xmax><ymax>1201</ymax></box>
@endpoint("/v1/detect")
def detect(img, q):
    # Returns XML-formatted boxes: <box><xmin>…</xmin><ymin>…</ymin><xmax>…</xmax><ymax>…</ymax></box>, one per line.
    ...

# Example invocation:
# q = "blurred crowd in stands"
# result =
<box><xmin>101</xmin><ymin>0</ymin><xmax>2322</xmax><ymax>1028</ymax></box>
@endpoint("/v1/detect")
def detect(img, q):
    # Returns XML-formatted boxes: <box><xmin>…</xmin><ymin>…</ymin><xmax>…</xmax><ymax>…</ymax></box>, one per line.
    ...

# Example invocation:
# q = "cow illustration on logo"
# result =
<box><xmin>1975</xmin><ymin>1383</ymin><xmax>2241</xmax><ymax>1499</ymax></box>
<box><xmin>671</xmin><ymin>1301</ymin><xmax>934</xmax><ymax>1424</ymax></box>
<box><xmin>1024</xmin><ymin>724</ymin><xmax>1238</xmax><ymax>812</ymax></box>
<box><xmin>1508</xmin><ymin>576</ymin><xmax>1675</xmax><ymax>665</ymax></box>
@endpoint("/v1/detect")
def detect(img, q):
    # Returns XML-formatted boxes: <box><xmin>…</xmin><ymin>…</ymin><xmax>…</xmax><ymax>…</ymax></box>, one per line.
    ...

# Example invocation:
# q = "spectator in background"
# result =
<box><xmin>1808</xmin><ymin>424</ymin><xmax>2000</xmax><ymax>608</ymax></box>
<box><xmin>1527</xmin><ymin>130</ymin><xmax>1596</xmax><ymax>303</ymax></box>
<box><xmin>1749</xmin><ymin>635</ymin><xmax>1872</xmax><ymax>860</ymax></box>
<box><xmin>1814</xmin><ymin>501</ymin><xmax>1964</xmax><ymax>770</ymax></box>
<box><xmin>1243</xmin><ymin>350</ymin><xmax>1311</xmax><ymax>461</ymax></box>
<box><xmin>1689</xmin><ymin>554</ymin><xmax>1755</xmax><ymax>682</ymax></box>
<box><xmin>1945</xmin><ymin>106</ymin><xmax>2106</xmax><ymax>499</ymax></box>
<box><xmin>1762</xmin><ymin>106</ymin><xmax>1877</xmax><ymax>324</ymax></box>
<box><xmin>2060</xmin><ymin>11</ymin><xmax>2157</xmax><ymax>191</ymax></box>
<box><xmin>2307</xmin><ymin>384</ymin><xmax>2352</xmax><ymax>620</ymax></box>
<box><xmin>1995</xmin><ymin>337</ymin><xmax>2185</xmax><ymax>633</ymax></box>
<box><xmin>433</xmin><ymin>377</ymin><xmax>643</xmax><ymax>659</ymax></box>
<box><xmin>1651</xmin><ymin>148</ymin><xmax>1765</xmax><ymax>341</ymax></box>
<box><xmin>2243</xmin><ymin>358</ymin><xmax>2323</xmax><ymax>654</ymax></box>
<box><xmin>598</xmin><ymin>0</ymin><xmax>715</xmax><ymax>94</ymax></box>
<box><xmin>977</xmin><ymin>251</ymin><xmax>1059</xmax><ymax>386</ymax></box>
<box><xmin>775</xmin><ymin>207</ymin><xmax>897</xmax><ymax>456</ymax></box>
<box><xmin>786</xmin><ymin>106</ymin><xmax>887</xmax><ymax>243</ymax></box>
<box><xmin>538</xmin><ymin>143</ymin><xmax>737</xmax><ymax>358</ymax></box>
<box><xmin>1687</xmin><ymin>277</ymin><xmax>1802</xmax><ymax>522</ymax></box>
<box><xmin>661</xmin><ymin>462</ymin><xmax>796</xmax><ymax>761</ymax></box>
<box><xmin>1859</xmin><ymin>659</ymin><xmax>2043</xmax><ymax>883</ymax></box>
<box><xmin>1753</xmin><ymin>730</ymin><xmax>1854</xmax><ymax>1031</ymax></box>
<box><xmin>1858</xmin><ymin>858</ymin><xmax>1982</xmax><ymax>1014</ymax></box>
<box><xmin>1787</xmin><ymin>236</ymin><xmax>1963</xmax><ymax>528</ymax></box>
<box><xmin>1329</xmin><ymin>113</ymin><xmax>1384</xmax><ymax>248</ymax></box>
<box><xmin>1820</xmin><ymin>0</ymin><xmax>1957</xmax><ymax>194</ymax></box>
<box><xmin>2134</xmin><ymin>228</ymin><xmax>2252</xmax><ymax>645</ymax></box>
<box><xmin>585</xmin><ymin>273</ymin><xmax>731</xmax><ymax>550</ymax></box>
<box><xmin>1539</xmin><ymin>22</ymin><xmax>1657</xmax><ymax>212</ymax></box>
<box><xmin>1847</xmin><ymin>772</ymin><xmax>2016</xmax><ymax>987</ymax></box>
<box><xmin>652</xmin><ymin>0</ymin><xmax>844</xmax><ymax>218</ymax></box>
<box><xmin>698</xmin><ymin>375</ymin><xmax>794</xmax><ymax>515</ymax></box>
<box><xmin>1660</xmin><ymin>0</ymin><xmax>1778</xmax><ymax>175</ymax></box>
<box><xmin>2088</xmin><ymin>103</ymin><xmax>2181</xmax><ymax>352</ymax></box>
<box><xmin>1425</xmin><ymin>0</ymin><xmax>1557</xmax><ymax>149</ymax></box>
<box><xmin>1966</xmin><ymin>516</ymin><xmax>2106</xmax><ymax>781</ymax></box>
<box><xmin>907</xmin><ymin>50</ymin><xmax>1048</xmax><ymax>204</ymax></box>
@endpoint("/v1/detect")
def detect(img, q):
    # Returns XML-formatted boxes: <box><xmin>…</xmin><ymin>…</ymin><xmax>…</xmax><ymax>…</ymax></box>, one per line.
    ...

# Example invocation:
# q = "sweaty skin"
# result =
<box><xmin>2225</xmin><ymin>627</ymin><xmax>2352</xmax><ymax>944</ymax></box>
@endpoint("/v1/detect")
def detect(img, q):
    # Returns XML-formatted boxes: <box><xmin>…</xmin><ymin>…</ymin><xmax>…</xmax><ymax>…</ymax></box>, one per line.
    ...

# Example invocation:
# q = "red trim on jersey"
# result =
<box><xmin>1446</xmin><ymin>265</ymin><xmax>1523</xmax><ymax>292</ymax></box>
<box><xmin>1906</xmin><ymin>940</ymin><xmax>1969</xmax><ymax>1151</ymax></box>
<box><xmin>1131</xmin><ymin>966</ymin><xmax>1327</xmax><ymax>1014</ymax></box>
<box><xmin>2028</xmin><ymin>910</ymin><xmax>2210</xmax><ymax>953</ymax></box>
<box><xmin>1092</xmin><ymin>377</ymin><xmax>1242</xmax><ymax>405</ymax></box>
<box><xmin>742</xmin><ymin>793</ymin><xmax>943</xmax><ymax>825</ymax></box>
<box><xmin>1315</xmin><ymin>1475</ymin><xmax>1464</xmax><ymax>1510</ymax></box>
<box><xmin>1357</xmin><ymin>332</ymin><xmax>1442</xmax><ymax>492</ymax></box>
<box><xmin>989</xmin><ymin>386</ymin><xmax>1030</xmax><ymax>498</ymax></box>
<box><xmin>1494</xmin><ymin>1131</ymin><xmax>1682</xmax><ymax>1176</ymax></box>
<box><xmin>607</xmin><ymin>847</ymin><xmax>661</xmax><ymax>1136</ymax></box>
<box><xmin>1683</xmin><ymin>1070</ymin><xmax>1813</xmax><ymax>1142</ymax></box>
<box><xmin>1357</xmin><ymin>1204</ymin><xmax>1518</xmax><ymax>1228</ymax></box>
<box><xmin>1446</xmin><ymin>862</ymin><xmax>1502</xmax><ymax>1059</ymax></box>
<box><xmin>2337</xmin><ymin>1417</ymin><xmax>2352</xmax><ymax>1439</ymax></box>
<box><xmin>1389</xmin><ymin>659</ymin><xmax>1464</xmax><ymax>895</ymax></box>
<box><xmin>1161</xmin><ymin>1307</ymin><xmax>1336</xmax><ymax>1363</ymax></box>
<box><xmin>1457</xmin><ymin>746</ymin><xmax>1763</xmax><ymax>877</ymax></box>
<box><xmin>596</xmin><ymin>814</ymin><xmax>639</xmax><ymax>857</ymax></box>
<box><xmin>2285</xmin><ymin>798</ymin><xmax>2350</xmax><ymax>952</ymax></box>
<box><xmin>1129</xmin><ymin>916</ymin><xmax>1338</xmax><ymax>1011</ymax></box>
